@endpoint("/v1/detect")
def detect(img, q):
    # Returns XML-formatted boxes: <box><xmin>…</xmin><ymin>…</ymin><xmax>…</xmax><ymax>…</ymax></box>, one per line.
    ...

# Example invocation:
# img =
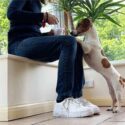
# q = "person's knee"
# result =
<box><xmin>61</xmin><ymin>35</ymin><xmax>77</xmax><ymax>50</ymax></box>
<box><xmin>64</xmin><ymin>35</ymin><xmax>76</xmax><ymax>44</ymax></box>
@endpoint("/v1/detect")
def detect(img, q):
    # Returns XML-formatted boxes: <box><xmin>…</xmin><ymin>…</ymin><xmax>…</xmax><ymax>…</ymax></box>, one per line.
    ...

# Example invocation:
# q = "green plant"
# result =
<box><xmin>58</xmin><ymin>0</ymin><xmax>77</xmax><ymax>11</ymax></box>
<box><xmin>0</xmin><ymin>0</ymin><xmax>9</xmax><ymax>54</ymax></box>
<box><xmin>71</xmin><ymin>0</ymin><xmax>125</xmax><ymax>61</ymax></box>
<box><xmin>73</xmin><ymin>0</ymin><xmax>125</xmax><ymax>26</ymax></box>
<box><xmin>57</xmin><ymin>0</ymin><xmax>78</xmax><ymax>33</ymax></box>
<box><xmin>96</xmin><ymin>8</ymin><xmax>125</xmax><ymax>61</ymax></box>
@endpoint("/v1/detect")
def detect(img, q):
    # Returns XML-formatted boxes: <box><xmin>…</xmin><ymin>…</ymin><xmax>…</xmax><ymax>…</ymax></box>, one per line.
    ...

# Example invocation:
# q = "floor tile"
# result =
<box><xmin>0</xmin><ymin>112</ymin><xmax>53</xmax><ymax>125</ymax></box>
<box><xmin>107</xmin><ymin>108</ymin><xmax>125</xmax><ymax>122</ymax></box>
<box><xmin>99</xmin><ymin>122</ymin><xmax>125</xmax><ymax>125</ymax></box>
<box><xmin>0</xmin><ymin>107</ymin><xmax>125</xmax><ymax>125</ymax></box>
<box><xmin>35</xmin><ymin>108</ymin><xmax>114</xmax><ymax>125</ymax></box>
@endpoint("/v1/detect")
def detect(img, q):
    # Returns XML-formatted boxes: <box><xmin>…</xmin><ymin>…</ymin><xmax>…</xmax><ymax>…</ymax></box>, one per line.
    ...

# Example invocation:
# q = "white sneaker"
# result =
<box><xmin>74</xmin><ymin>97</ymin><xmax>100</xmax><ymax>115</ymax></box>
<box><xmin>53</xmin><ymin>98</ymin><xmax>94</xmax><ymax>118</ymax></box>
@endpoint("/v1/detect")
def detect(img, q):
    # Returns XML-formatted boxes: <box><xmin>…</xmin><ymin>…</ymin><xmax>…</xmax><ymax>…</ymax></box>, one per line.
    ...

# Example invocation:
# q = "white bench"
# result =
<box><xmin>0</xmin><ymin>54</ymin><xmax>58</xmax><ymax>121</ymax></box>
<box><xmin>0</xmin><ymin>54</ymin><xmax>125</xmax><ymax>121</ymax></box>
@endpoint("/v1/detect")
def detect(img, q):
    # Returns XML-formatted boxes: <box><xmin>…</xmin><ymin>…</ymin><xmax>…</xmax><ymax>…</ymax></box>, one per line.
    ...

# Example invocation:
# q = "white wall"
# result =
<box><xmin>0</xmin><ymin>54</ymin><xmax>58</xmax><ymax>121</ymax></box>
<box><xmin>8</xmin><ymin>59</ymin><xmax>57</xmax><ymax>106</ymax></box>
<box><xmin>0</xmin><ymin>55</ymin><xmax>8</xmax><ymax>108</ymax></box>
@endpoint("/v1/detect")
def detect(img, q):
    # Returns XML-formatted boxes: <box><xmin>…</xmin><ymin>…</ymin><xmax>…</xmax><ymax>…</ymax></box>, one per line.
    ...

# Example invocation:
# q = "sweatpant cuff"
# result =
<box><xmin>56</xmin><ymin>92</ymin><xmax>72</xmax><ymax>103</ymax></box>
<box><xmin>72</xmin><ymin>92</ymin><xmax>83</xmax><ymax>98</ymax></box>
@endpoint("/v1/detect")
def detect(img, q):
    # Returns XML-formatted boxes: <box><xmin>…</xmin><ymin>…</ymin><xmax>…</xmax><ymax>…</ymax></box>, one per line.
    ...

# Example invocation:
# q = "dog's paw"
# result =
<box><xmin>113</xmin><ymin>110</ymin><xmax>118</xmax><ymax>113</ymax></box>
<box><xmin>107</xmin><ymin>108</ymin><xmax>119</xmax><ymax>113</ymax></box>
<box><xmin>107</xmin><ymin>108</ymin><xmax>113</xmax><ymax>111</ymax></box>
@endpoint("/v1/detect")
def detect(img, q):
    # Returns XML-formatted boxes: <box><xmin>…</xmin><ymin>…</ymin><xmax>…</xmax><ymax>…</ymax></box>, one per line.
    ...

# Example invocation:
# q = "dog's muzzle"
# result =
<box><xmin>70</xmin><ymin>30</ymin><xmax>79</xmax><ymax>36</ymax></box>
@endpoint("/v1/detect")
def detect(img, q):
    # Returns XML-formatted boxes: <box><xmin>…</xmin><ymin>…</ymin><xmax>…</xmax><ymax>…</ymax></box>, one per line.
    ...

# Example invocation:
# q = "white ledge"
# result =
<box><xmin>0</xmin><ymin>54</ymin><xmax>125</xmax><ymax>68</ymax></box>
<box><xmin>0</xmin><ymin>54</ymin><xmax>58</xmax><ymax>68</ymax></box>
<box><xmin>84</xmin><ymin>59</ymin><xmax>125</xmax><ymax>69</ymax></box>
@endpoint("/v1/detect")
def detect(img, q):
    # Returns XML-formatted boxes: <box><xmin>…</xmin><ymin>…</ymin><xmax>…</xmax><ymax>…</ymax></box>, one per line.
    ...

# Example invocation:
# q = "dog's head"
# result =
<box><xmin>71</xmin><ymin>18</ymin><xmax>92</xmax><ymax>36</ymax></box>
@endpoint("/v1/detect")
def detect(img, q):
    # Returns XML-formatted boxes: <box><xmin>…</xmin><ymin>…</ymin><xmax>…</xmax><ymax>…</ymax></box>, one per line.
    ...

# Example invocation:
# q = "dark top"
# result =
<box><xmin>7</xmin><ymin>0</ymin><xmax>45</xmax><ymax>45</ymax></box>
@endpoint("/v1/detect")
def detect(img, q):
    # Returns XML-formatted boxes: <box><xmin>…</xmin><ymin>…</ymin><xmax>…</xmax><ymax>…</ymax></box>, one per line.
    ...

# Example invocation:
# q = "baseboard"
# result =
<box><xmin>87</xmin><ymin>98</ymin><xmax>112</xmax><ymax>106</ymax></box>
<box><xmin>0</xmin><ymin>107</ymin><xmax>8</xmax><ymax>121</ymax></box>
<box><xmin>86</xmin><ymin>98</ymin><xmax>125</xmax><ymax>106</ymax></box>
<box><xmin>0</xmin><ymin>99</ymin><xmax>124</xmax><ymax>121</ymax></box>
<box><xmin>0</xmin><ymin>101</ymin><xmax>54</xmax><ymax>121</ymax></box>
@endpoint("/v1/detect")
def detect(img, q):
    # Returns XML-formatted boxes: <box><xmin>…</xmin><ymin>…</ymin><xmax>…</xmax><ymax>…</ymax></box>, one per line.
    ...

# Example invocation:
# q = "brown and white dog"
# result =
<box><xmin>71</xmin><ymin>18</ymin><xmax>125</xmax><ymax>113</ymax></box>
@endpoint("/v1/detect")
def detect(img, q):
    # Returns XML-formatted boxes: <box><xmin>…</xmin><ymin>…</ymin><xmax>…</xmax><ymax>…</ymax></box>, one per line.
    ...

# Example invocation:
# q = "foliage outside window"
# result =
<box><xmin>58</xmin><ymin>0</ymin><xmax>125</xmax><ymax>61</ymax></box>
<box><xmin>95</xmin><ymin>9</ymin><xmax>125</xmax><ymax>61</ymax></box>
<box><xmin>0</xmin><ymin>0</ymin><xmax>9</xmax><ymax>54</ymax></box>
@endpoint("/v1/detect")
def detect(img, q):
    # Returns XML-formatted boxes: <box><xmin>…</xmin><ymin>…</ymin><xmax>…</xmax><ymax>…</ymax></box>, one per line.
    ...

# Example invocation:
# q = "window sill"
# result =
<box><xmin>84</xmin><ymin>59</ymin><xmax>125</xmax><ymax>69</ymax></box>
<box><xmin>46</xmin><ymin>59</ymin><xmax>125</xmax><ymax>69</ymax></box>
<box><xmin>1</xmin><ymin>54</ymin><xmax>125</xmax><ymax>69</ymax></box>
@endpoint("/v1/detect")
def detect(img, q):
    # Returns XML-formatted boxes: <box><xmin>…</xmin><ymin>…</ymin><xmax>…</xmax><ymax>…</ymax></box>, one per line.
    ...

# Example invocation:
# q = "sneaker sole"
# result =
<box><xmin>86</xmin><ymin>106</ymin><xmax>100</xmax><ymax>115</ymax></box>
<box><xmin>53</xmin><ymin>110</ymin><xmax>94</xmax><ymax>118</ymax></box>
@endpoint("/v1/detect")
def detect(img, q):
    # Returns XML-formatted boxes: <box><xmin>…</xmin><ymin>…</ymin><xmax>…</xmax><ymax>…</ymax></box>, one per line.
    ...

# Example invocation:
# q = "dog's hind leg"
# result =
<box><xmin>102</xmin><ymin>75</ymin><xmax>117</xmax><ymax>112</ymax></box>
<box><xmin>112</xmin><ymin>75</ymin><xmax>125</xmax><ymax>113</ymax></box>
<box><xmin>111</xmin><ymin>76</ymin><xmax>122</xmax><ymax>113</ymax></box>
<box><xmin>113</xmin><ymin>90</ymin><xmax>122</xmax><ymax>113</ymax></box>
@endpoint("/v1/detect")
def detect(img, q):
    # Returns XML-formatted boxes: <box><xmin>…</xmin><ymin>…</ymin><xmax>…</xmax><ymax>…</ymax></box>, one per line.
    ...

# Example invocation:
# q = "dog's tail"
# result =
<box><xmin>119</xmin><ymin>76</ymin><xmax>125</xmax><ymax>88</ymax></box>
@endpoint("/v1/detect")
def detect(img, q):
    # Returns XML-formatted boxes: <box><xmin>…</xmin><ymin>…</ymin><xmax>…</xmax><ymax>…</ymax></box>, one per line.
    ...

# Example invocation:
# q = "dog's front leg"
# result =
<box><xmin>77</xmin><ymin>39</ymin><xmax>92</xmax><ymax>54</ymax></box>
<box><xmin>102</xmin><ymin>75</ymin><xmax>117</xmax><ymax>112</ymax></box>
<box><xmin>107</xmin><ymin>100</ymin><xmax>117</xmax><ymax>113</ymax></box>
<box><xmin>113</xmin><ymin>91</ymin><xmax>122</xmax><ymax>113</ymax></box>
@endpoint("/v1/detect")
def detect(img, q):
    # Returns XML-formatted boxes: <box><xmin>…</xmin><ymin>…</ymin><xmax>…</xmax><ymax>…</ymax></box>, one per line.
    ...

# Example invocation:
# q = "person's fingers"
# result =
<box><xmin>52</xmin><ymin>18</ymin><xmax>58</xmax><ymax>24</ymax></box>
<box><xmin>52</xmin><ymin>15</ymin><xmax>59</xmax><ymax>23</ymax></box>
<box><xmin>47</xmin><ymin>15</ymin><xmax>59</xmax><ymax>24</ymax></box>
<box><xmin>54</xmin><ymin>18</ymin><xmax>59</xmax><ymax>24</ymax></box>
<box><xmin>56</xmin><ymin>17</ymin><xmax>59</xmax><ymax>23</ymax></box>
<box><xmin>51</xmin><ymin>20</ymin><xmax>56</xmax><ymax>24</ymax></box>
<box><xmin>52</xmin><ymin>17</ymin><xmax>58</xmax><ymax>24</ymax></box>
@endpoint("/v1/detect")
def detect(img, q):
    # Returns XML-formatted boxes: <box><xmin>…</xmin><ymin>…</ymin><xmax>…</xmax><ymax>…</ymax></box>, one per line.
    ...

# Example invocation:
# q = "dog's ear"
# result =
<box><xmin>83</xmin><ymin>18</ymin><xmax>92</xmax><ymax>30</ymax></box>
<box><xmin>75</xmin><ymin>18</ymin><xmax>92</xmax><ymax>34</ymax></box>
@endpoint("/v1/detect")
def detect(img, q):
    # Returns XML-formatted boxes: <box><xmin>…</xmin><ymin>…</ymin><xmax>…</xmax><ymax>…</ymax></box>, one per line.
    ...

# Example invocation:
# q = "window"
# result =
<box><xmin>41</xmin><ymin>2</ymin><xmax>64</xmax><ymax>33</ymax></box>
<box><xmin>73</xmin><ymin>9</ymin><xmax>125</xmax><ymax>62</ymax></box>
<box><xmin>41</xmin><ymin>2</ymin><xmax>64</xmax><ymax>65</ymax></box>
<box><xmin>0</xmin><ymin>0</ymin><xmax>8</xmax><ymax>54</ymax></box>
<box><xmin>95</xmin><ymin>12</ymin><xmax>125</xmax><ymax>61</ymax></box>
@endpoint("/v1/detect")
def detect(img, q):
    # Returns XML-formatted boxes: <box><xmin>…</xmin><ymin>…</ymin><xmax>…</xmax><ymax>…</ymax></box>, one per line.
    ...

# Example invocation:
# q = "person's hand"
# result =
<box><xmin>44</xmin><ymin>12</ymin><xmax>59</xmax><ymax>25</ymax></box>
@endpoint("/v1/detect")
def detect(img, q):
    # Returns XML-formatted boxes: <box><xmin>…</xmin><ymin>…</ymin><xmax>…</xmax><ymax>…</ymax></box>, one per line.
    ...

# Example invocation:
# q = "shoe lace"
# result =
<box><xmin>75</xmin><ymin>98</ymin><xmax>90</xmax><ymax>106</ymax></box>
<box><xmin>63</xmin><ymin>98</ymin><xmax>73</xmax><ymax>111</ymax></box>
<box><xmin>83</xmin><ymin>98</ymin><xmax>89</xmax><ymax>103</ymax></box>
<box><xmin>63</xmin><ymin>98</ymin><xmax>82</xmax><ymax>111</ymax></box>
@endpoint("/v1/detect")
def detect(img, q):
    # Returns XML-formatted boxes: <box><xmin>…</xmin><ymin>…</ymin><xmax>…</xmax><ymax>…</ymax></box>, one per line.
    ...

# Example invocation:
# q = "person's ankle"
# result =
<box><xmin>56</xmin><ymin>99</ymin><xmax>64</xmax><ymax>103</ymax></box>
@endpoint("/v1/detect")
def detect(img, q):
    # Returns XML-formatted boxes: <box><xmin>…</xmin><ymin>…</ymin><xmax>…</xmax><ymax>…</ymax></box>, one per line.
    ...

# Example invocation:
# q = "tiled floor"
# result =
<box><xmin>0</xmin><ymin>107</ymin><xmax>125</xmax><ymax>125</ymax></box>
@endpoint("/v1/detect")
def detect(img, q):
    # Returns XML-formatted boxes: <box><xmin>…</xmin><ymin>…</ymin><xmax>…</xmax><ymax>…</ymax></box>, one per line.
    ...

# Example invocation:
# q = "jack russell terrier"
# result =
<box><xmin>71</xmin><ymin>18</ymin><xmax>125</xmax><ymax>113</ymax></box>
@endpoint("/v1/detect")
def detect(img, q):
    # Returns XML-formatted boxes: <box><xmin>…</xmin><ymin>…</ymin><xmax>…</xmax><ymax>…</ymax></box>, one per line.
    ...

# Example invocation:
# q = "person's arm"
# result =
<box><xmin>7</xmin><ymin>0</ymin><xmax>44</xmax><ymax>23</ymax></box>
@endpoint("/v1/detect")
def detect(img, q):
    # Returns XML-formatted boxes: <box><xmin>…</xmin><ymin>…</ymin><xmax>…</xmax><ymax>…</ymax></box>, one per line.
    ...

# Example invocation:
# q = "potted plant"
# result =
<box><xmin>73</xmin><ymin>0</ymin><xmax>125</xmax><ymax>26</ymax></box>
<box><xmin>57</xmin><ymin>0</ymin><xmax>78</xmax><ymax>34</ymax></box>
<box><xmin>57</xmin><ymin>0</ymin><xmax>125</xmax><ymax>35</ymax></box>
